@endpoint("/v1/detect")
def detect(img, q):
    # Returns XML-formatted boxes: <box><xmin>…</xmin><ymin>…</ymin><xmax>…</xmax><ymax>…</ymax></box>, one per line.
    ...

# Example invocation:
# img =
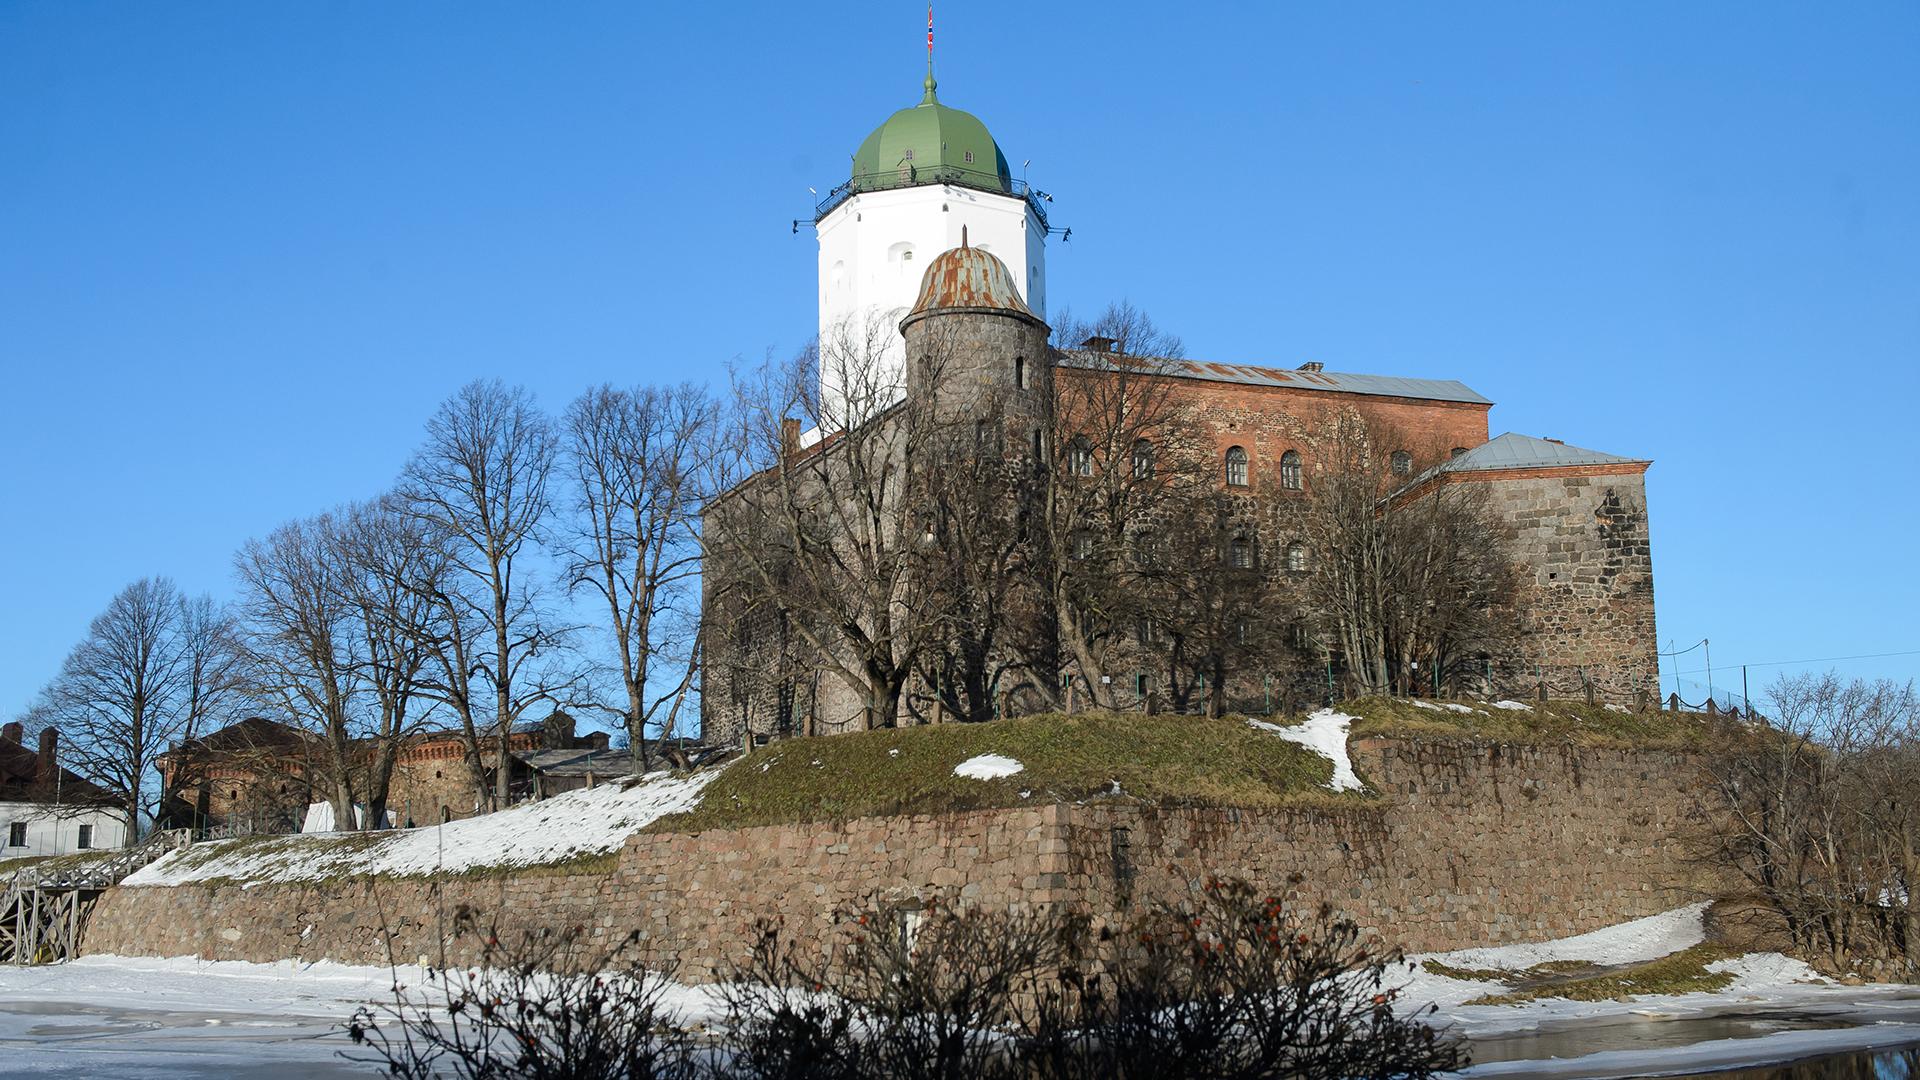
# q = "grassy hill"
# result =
<box><xmin>651</xmin><ymin>699</ymin><xmax>1743</xmax><ymax>833</ymax></box>
<box><xmin>1339</xmin><ymin>696</ymin><xmax>1743</xmax><ymax>751</ymax></box>
<box><xmin>648</xmin><ymin>711</ymin><xmax>1355</xmax><ymax>834</ymax></box>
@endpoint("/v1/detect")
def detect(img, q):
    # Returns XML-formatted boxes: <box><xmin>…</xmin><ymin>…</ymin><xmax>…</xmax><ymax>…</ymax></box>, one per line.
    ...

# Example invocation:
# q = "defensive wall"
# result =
<box><xmin>82</xmin><ymin>737</ymin><xmax>1713</xmax><ymax>977</ymax></box>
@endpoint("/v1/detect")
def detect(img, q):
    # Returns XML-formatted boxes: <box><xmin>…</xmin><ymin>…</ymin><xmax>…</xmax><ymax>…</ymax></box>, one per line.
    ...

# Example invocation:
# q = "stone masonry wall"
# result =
<box><xmin>84</xmin><ymin>738</ymin><xmax>1712</xmax><ymax>977</ymax></box>
<box><xmin>1473</xmin><ymin>468</ymin><xmax>1659</xmax><ymax>701</ymax></box>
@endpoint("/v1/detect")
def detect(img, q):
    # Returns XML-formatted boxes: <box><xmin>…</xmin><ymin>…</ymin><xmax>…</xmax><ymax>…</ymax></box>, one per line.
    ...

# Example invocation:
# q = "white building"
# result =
<box><xmin>0</xmin><ymin>724</ymin><xmax>129</xmax><ymax>856</ymax></box>
<box><xmin>812</xmin><ymin>67</ymin><xmax>1050</xmax><ymax>423</ymax></box>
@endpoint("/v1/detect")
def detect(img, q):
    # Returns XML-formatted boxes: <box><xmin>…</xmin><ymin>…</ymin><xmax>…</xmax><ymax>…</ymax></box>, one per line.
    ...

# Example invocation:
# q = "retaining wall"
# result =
<box><xmin>82</xmin><ymin>738</ymin><xmax>1713</xmax><ymax>978</ymax></box>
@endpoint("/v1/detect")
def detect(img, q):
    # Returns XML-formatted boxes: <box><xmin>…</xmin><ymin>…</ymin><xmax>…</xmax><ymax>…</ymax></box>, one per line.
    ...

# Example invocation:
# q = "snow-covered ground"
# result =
<box><xmin>1397</xmin><ymin>903</ymin><xmax>1920</xmax><ymax>1077</ymax></box>
<box><xmin>1</xmin><ymin>904</ymin><xmax>1914</xmax><ymax>1078</ymax></box>
<box><xmin>127</xmin><ymin>768</ymin><xmax>723</xmax><ymax>888</ymax></box>
<box><xmin>1249</xmin><ymin>709</ymin><xmax>1364</xmax><ymax>792</ymax></box>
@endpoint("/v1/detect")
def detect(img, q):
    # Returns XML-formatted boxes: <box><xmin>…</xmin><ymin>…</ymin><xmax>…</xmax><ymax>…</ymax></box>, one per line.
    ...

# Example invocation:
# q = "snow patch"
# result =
<box><xmin>1435</xmin><ymin>901</ymin><xmax>1710</xmax><ymax>973</ymax></box>
<box><xmin>127</xmin><ymin>768</ymin><xmax>724</xmax><ymax>887</ymax></box>
<box><xmin>1413</xmin><ymin>699</ymin><xmax>1477</xmax><ymax>714</ymax></box>
<box><xmin>1491</xmin><ymin>699</ymin><xmax>1533</xmax><ymax>712</ymax></box>
<box><xmin>1249</xmin><ymin>710</ymin><xmax>1362</xmax><ymax>792</ymax></box>
<box><xmin>953</xmin><ymin>754</ymin><xmax>1023</xmax><ymax>780</ymax></box>
<box><xmin>1604</xmin><ymin>703</ymin><xmax>1631</xmax><ymax>714</ymax></box>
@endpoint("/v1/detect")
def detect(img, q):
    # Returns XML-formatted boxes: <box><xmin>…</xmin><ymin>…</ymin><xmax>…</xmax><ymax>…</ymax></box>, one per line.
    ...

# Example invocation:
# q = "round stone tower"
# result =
<box><xmin>900</xmin><ymin>235</ymin><xmax>1051</xmax><ymax>449</ymax></box>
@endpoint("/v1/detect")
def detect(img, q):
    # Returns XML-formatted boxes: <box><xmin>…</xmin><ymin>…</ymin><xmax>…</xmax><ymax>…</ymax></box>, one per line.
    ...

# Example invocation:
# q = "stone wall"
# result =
<box><xmin>84</xmin><ymin>737</ymin><xmax>1714</xmax><ymax>976</ymax></box>
<box><xmin>1473</xmin><ymin>467</ymin><xmax>1660</xmax><ymax>700</ymax></box>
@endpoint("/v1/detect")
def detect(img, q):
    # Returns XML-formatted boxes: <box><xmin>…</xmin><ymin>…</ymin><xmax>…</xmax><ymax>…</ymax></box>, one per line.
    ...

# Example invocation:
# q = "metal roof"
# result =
<box><xmin>1435</xmin><ymin>432</ymin><xmax>1647</xmax><ymax>473</ymax></box>
<box><xmin>1054</xmin><ymin>351</ymin><xmax>1492</xmax><ymax>405</ymax></box>
<box><xmin>908</xmin><ymin>242</ymin><xmax>1035</xmax><ymax>318</ymax></box>
<box><xmin>512</xmin><ymin>747</ymin><xmax>635</xmax><ymax>778</ymax></box>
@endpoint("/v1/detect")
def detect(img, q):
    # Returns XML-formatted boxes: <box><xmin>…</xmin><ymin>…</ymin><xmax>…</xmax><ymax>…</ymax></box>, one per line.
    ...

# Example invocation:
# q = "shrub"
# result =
<box><xmin>345</xmin><ymin>906</ymin><xmax>700</xmax><ymax>1080</ymax></box>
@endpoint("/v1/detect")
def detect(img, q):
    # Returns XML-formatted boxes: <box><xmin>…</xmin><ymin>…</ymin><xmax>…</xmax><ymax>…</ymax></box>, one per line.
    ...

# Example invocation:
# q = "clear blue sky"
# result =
<box><xmin>3</xmin><ymin>2</ymin><xmax>1916</xmax><ymax>716</ymax></box>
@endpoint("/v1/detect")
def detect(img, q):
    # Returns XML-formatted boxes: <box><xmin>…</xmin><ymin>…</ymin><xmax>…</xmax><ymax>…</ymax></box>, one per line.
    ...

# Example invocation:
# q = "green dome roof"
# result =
<box><xmin>848</xmin><ymin>74</ymin><xmax>1012</xmax><ymax>196</ymax></box>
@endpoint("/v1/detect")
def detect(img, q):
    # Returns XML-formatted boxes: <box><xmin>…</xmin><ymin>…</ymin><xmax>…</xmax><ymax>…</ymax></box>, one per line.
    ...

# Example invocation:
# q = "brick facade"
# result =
<box><xmin>85</xmin><ymin>738</ymin><xmax>1716</xmax><ymax>976</ymax></box>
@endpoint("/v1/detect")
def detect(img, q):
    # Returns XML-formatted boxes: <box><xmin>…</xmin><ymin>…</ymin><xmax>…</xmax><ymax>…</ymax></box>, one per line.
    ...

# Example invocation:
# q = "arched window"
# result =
<box><xmin>1131</xmin><ymin>439</ymin><xmax>1154</xmax><ymax>479</ymax></box>
<box><xmin>1391</xmin><ymin>449</ymin><xmax>1412</xmax><ymax>476</ymax></box>
<box><xmin>1450</xmin><ymin>446</ymin><xmax>1469</xmax><ymax>459</ymax></box>
<box><xmin>1229</xmin><ymin>535</ymin><xmax>1252</xmax><ymax>569</ymax></box>
<box><xmin>1072</xmin><ymin>532</ymin><xmax>1094</xmax><ymax>560</ymax></box>
<box><xmin>1285</xmin><ymin>542</ymin><xmax>1308</xmax><ymax>573</ymax></box>
<box><xmin>1224</xmin><ymin>446</ymin><xmax>1249</xmax><ymax>487</ymax></box>
<box><xmin>1132</xmin><ymin>529</ymin><xmax>1156</xmax><ymax>566</ymax></box>
<box><xmin>1069</xmin><ymin>436</ymin><xmax>1094</xmax><ymax>477</ymax></box>
<box><xmin>1280</xmin><ymin>450</ymin><xmax>1303</xmax><ymax>490</ymax></box>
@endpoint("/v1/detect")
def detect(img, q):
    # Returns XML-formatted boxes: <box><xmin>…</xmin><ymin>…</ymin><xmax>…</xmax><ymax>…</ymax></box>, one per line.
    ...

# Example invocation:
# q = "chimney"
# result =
<box><xmin>36</xmin><ymin>727</ymin><xmax>58</xmax><ymax>786</ymax></box>
<box><xmin>1</xmin><ymin>722</ymin><xmax>20</xmax><ymax>745</ymax></box>
<box><xmin>1297</xmin><ymin>362</ymin><xmax>1324</xmax><ymax>373</ymax></box>
<box><xmin>1081</xmin><ymin>335</ymin><xmax>1119</xmax><ymax>354</ymax></box>
<box><xmin>780</xmin><ymin>417</ymin><xmax>801</xmax><ymax>459</ymax></box>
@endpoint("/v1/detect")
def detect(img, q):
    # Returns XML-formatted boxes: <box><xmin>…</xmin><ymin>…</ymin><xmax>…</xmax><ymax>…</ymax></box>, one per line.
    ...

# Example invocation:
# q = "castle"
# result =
<box><xmin>701</xmin><ymin>66</ymin><xmax>1658</xmax><ymax>743</ymax></box>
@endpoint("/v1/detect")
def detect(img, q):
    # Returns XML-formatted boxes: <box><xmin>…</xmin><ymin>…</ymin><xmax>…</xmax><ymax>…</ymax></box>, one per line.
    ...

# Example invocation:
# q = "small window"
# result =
<box><xmin>1131</xmin><ymin>439</ymin><xmax>1154</xmax><ymax>480</ymax></box>
<box><xmin>1134</xmin><ymin>673</ymin><xmax>1148</xmax><ymax>697</ymax></box>
<box><xmin>1073</xmin><ymin>532</ymin><xmax>1093</xmax><ymax>560</ymax></box>
<box><xmin>1225</xmin><ymin>446</ymin><xmax>1249</xmax><ymax>487</ymax></box>
<box><xmin>1032</xmin><ymin>428</ymin><xmax>1045</xmax><ymax>462</ymax></box>
<box><xmin>903</xmin><ymin>148</ymin><xmax>915</xmax><ymax>161</ymax></box>
<box><xmin>964</xmin><ymin>149</ymin><xmax>975</xmax><ymax>164</ymax></box>
<box><xmin>1230</xmin><ymin>536</ymin><xmax>1252</xmax><ymax>569</ymax></box>
<box><xmin>1280</xmin><ymin>450</ymin><xmax>1303</xmax><ymax>490</ymax></box>
<box><xmin>1285</xmin><ymin>542</ymin><xmax>1308</xmax><ymax>573</ymax></box>
<box><xmin>1133</xmin><ymin>529</ymin><xmax>1156</xmax><ymax>566</ymax></box>
<box><xmin>7</xmin><ymin>822</ymin><xmax>24</xmax><ymax>847</ymax></box>
<box><xmin>1135</xmin><ymin>616</ymin><xmax>1157</xmax><ymax>645</ymax></box>
<box><xmin>77</xmin><ymin>824</ymin><xmax>93</xmax><ymax>850</ymax></box>
<box><xmin>1069</xmin><ymin>437</ymin><xmax>1094</xmax><ymax>477</ymax></box>
<box><xmin>1391</xmin><ymin>450</ymin><xmax>1412</xmax><ymax>476</ymax></box>
<box><xmin>1014</xmin><ymin>355</ymin><xmax>1027</xmax><ymax>389</ymax></box>
<box><xmin>902</xmin><ymin>250</ymin><xmax>914</xmax><ymax>261</ymax></box>
<box><xmin>1236</xmin><ymin>620</ymin><xmax>1252</xmax><ymax>646</ymax></box>
<box><xmin>1451</xmin><ymin>446</ymin><xmax>1469</xmax><ymax>459</ymax></box>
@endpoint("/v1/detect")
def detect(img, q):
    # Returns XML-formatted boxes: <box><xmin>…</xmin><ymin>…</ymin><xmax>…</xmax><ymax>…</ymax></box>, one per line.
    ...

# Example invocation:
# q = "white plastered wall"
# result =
<box><xmin>815</xmin><ymin>183</ymin><xmax>1046</xmax><ymax>419</ymax></box>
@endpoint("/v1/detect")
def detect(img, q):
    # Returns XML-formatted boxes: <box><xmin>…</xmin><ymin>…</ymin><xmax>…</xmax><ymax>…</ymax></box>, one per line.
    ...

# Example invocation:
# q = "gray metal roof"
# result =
<box><xmin>1055</xmin><ymin>350</ymin><xmax>1493</xmax><ymax>406</ymax></box>
<box><xmin>512</xmin><ymin>747</ymin><xmax>635</xmax><ymax>777</ymax></box>
<box><xmin>1399</xmin><ymin>432</ymin><xmax>1649</xmax><ymax>492</ymax></box>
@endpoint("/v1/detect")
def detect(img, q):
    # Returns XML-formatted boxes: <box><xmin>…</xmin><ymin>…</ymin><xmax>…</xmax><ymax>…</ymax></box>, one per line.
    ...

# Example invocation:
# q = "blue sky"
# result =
<box><xmin>3</xmin><ymin>2</ymin><xmax>1916</xmax><ymax>716</ymax></box>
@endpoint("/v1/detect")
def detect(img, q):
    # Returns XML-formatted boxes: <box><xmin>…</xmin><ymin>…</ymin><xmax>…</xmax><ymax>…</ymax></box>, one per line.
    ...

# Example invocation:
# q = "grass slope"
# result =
<box><xmin>1342</xmin><ymin>696</ymin><xmax>1744</xmax><ymax>751</ymax></box>
<box><xmin>1463</xmin><ymin>945</ymin><xmax>1740</xmax><ymax>1004</ymax></box>
<box><xmin>650</xmin><ymin>711</ymin><xmax>1353</xmax><ymax>833</ymax></box>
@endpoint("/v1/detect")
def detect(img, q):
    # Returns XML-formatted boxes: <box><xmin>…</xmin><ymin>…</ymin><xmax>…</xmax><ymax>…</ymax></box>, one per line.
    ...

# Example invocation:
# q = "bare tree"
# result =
<box><xmin>25</xmin><ymin>578</ymin><xmax>238</xmax><ymax>844</ymax></box>
<box><xmin>233</xmin><ymin>515</ymin><xmax>363</xmax><ymax>831</ymax></box>
<box><xmin>911</xmin><ymin>385</ymin><xmax>1053</xmax><ymax>722</ymax></box>
<box><xmin>562</xmin><ymin>383</ymin><xmax>717</xmax><ymax>771</ymax></box>
<box><xmin>333</xmin><ymin>496</ymin><xmax>444</xmax><ymax>828</ymax></box>
<box><xmin>1302</xmin><ymin>413</ymin><xmax>1520</xmax><ymax>697</ymax></box>
<box><xmin>1044</xmin><ymin>304</ymin><xmax>1205</xmax><ymax>709</ymax></box>
<box><xmin>1704</xmin><ymin>673</ymin><xmax>1918</xmax><ymax>979</ymax></box>
<box><xmin>709</xmin><ymin>317</ymin><xmax>936</xmax><ymax>733</ymax></box>
<box><xmin>402</xmin><ymin>380</ymin><xmax>571</xmax><ymax>810</ymax></box>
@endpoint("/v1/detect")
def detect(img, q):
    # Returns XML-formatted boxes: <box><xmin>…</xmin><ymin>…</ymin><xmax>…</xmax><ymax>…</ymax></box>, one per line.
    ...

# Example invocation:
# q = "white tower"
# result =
<box><xmin>812</xmin><ymin>66</ymin><xmax>1048</xmax><ymax>423</ymax></box>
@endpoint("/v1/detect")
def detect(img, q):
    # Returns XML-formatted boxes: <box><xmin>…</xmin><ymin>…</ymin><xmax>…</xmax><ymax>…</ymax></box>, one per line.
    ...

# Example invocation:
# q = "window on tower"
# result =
<box><xmin>1014</xmin><ymin>356</ymin><xmax>1026</xmax><ymax>389</ymax></box>
<box><xmin>964</xmin><ymin>150</ymin><xmax>975</xmax><ymax>163</ymax></box>
<box><xmin>903</xmin><ymin>148</ymin><xmax>915</xmax><ymax>161</ymax></box>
